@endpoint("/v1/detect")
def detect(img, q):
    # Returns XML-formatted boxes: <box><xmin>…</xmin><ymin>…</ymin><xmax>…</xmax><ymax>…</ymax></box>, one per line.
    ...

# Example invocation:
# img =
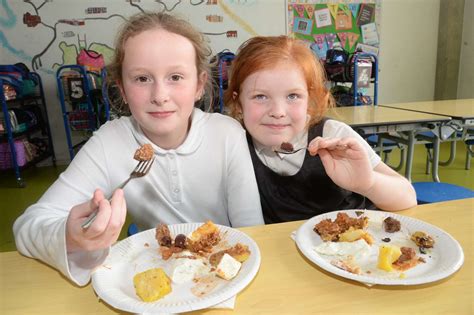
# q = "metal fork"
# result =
<box><xmin>273</xmin><ymin>147</ymin><xmax>307</xmax><ymax>155</ymax></box>
<box><xmin>273</xmin><ymin>144</ymin><xmax>348</xmax><ymax>155</ymax></box>
<box><xmin>81</xmin><ymin>157</ymin><xmax>155</xmax><ymax>229</ymax></box>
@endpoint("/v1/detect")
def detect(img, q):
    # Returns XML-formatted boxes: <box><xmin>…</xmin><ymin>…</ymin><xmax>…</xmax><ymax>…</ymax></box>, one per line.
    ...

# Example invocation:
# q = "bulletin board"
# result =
<box><xmin>287</xmin><ymin>0</ymin><xmax>382</xmax><ymax>61</ymax></box>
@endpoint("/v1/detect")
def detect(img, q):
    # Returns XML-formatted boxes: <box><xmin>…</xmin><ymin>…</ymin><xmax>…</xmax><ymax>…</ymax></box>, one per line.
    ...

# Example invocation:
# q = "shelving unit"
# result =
<box><xmin>217</xmin><ymin>52</ymin><xmax>235</xmax><ymax>113</ymax></box>
<box><xmin>351</xmin><ymin>53</ymin><xmax>378</xmax><ymax>106</ymax></box>
<box><xmin>0</xmin><ymin>65</ymin><xmax>56</xmax><ymax>187</ymax></box>
<box><xmin>326</xmin><ymin>52</ymin><xmax>378</xmax><ymax>107</ymax></box>
<box><xmin>55</xmin><ymin>65</ymin><xmax>109</xmax><ymax>160</ymax></box>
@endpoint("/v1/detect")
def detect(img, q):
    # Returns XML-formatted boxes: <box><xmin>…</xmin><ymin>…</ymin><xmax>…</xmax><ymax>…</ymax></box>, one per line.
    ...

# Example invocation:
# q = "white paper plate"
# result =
<box><xmin>92</xmin><ymin>223</ymin><xmax>261</xmax><ymax>313</ymax></box>
<box><xmin>295</xmin><ymin>210</ymin><xmax>464</xmax><ymax>286</ymax></box>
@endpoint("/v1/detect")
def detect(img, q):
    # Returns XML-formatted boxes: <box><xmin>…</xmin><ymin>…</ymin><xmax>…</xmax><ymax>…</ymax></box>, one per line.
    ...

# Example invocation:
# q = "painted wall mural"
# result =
<box><xmin>1</xmin><ymin>0</ymin><xmax>284</xmax><ymax>75</ymax></box>
<box><xmin>0</xmin><ymin>0</ymin><xmax>285</xmax><ymax>161</ymax></box>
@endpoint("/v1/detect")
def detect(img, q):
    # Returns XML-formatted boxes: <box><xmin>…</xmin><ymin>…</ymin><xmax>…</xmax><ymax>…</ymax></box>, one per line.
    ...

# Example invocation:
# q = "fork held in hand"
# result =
<box><xmin>273</xmin><ymin>147</ymin><xmax>307</xmax><ymax>155</ymax></box>
<box><xmin>273</xmin><ymin>144</ymin><xmax>349</xmax><ymax>155</ymax></box>
<box><xmin>81</xmin><ymin>157</ymin><xmax>155</xmax><ymax>229</ymax></box>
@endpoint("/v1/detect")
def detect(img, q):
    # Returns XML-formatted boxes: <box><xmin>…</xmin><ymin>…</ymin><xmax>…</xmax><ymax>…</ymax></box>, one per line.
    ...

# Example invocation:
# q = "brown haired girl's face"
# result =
<box><xmin>119</xmin><ymin>28</ymin><xmax>206</xmax><ymax>149</ymax></box>
<box><xmin>238</xmin><ymin>60</ymin><xmax>309</xmax><ymax>147</ymax></box>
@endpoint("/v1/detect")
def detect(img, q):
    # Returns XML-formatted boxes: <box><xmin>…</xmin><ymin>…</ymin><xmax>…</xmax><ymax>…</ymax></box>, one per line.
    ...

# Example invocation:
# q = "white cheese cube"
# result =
<box><xmin>215</xmin><ymin>253</ymin><xmax>242</xmax><ymax>280</ymax></box>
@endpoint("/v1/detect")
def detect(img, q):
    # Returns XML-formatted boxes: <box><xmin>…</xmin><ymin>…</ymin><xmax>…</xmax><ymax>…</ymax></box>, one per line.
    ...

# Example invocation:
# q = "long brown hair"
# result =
<box><xmin>224</xmin><ymin>36</ymin><xmax>334</xmax><ymax>127</ymax></box>
<box><xmin>107</xmin><ymin>12</ymin><xmax>213</xmax><ymax>113</ymax></box>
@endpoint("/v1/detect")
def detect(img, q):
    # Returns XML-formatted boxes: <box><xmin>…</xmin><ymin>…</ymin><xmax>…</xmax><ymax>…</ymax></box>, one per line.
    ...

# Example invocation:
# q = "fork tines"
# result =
<box><xmin>135</xmin><ymin>157</ymin><xmax>155</xmax><ymax>175</ymax></box>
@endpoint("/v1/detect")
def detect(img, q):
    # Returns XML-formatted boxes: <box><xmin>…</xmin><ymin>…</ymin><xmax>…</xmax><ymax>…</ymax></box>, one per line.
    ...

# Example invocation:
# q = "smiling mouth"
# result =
<box><xmin>263</xmin><ymin>124</ymin><xmax>289</xmax><ymax>129</ymax></box>
<box><xmin>149</xmin><ymin>111</ymin><xmax>174</xmax><ymax>118</ymax></box>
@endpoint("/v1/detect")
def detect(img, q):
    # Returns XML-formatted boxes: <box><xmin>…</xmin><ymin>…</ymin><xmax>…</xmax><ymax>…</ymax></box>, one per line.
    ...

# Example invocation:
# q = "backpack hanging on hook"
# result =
<box><xmin>77</xmin><ymin>49</ymin><xmax>105</xmax><ymax>73</ymax></box>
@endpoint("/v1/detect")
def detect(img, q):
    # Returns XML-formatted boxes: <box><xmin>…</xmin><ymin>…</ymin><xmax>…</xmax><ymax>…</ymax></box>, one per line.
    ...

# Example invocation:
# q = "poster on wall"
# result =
<box><xmin>1</xmin><ymin>0</ymin><xmax>285</xmax><ymax>76</ymax></box>
<box><xmin>287</xmin><ymin>0</ymin><xmax>382</xmax><ymax>61</ymax></box>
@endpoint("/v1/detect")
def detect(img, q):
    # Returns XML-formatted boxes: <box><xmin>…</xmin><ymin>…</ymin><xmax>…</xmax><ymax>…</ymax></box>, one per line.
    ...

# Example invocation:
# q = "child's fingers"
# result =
<box><xmin>82</xmin><ymin>189</ymin><xmax>105</xmax><ymax>218</ymax></box>
<box><xmin>84</xmin><ymin>198</ymin><xmax>112</xmax><ymax>238</ymax></box>
<box><xmin>108</xmin><ymin>189</ymin><xmax>127</xmax><ymax>233</ymax></box>
<box><xmin>309</xmin><ymin>137</ymin><xmax>346</xmax><ymax>155</ymax></box>
<box><xmin>308</xmin><ymin>136</ymin><xmax>323</xmax><ymax>155</ymax></box>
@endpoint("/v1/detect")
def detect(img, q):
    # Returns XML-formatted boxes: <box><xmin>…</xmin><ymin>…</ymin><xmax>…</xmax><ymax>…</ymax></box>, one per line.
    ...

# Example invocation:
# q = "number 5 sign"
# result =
<box><xmin>67</xmin><ymin>77</ymin><xmax>86</xmax><ymax>103</ymax></box>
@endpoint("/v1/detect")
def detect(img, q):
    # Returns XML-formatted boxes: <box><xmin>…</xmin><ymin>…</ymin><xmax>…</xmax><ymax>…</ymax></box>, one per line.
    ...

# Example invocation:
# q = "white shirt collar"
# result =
<box><xmin>252</xmin><ymin>129</ymin><xmax>309</xmax><ymax>175</ymax></box>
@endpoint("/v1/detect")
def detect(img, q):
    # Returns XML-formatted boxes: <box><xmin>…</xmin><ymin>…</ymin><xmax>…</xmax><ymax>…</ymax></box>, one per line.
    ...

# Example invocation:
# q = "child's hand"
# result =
<box><xmin>65</xmin><ymin>189</ymin><xmax>127</xmax><ymax>253</ymax></box>
<box><xmin>308</xmin><ymin>137</ymin><xmax>375</xmax><ymax>194</ymax></box>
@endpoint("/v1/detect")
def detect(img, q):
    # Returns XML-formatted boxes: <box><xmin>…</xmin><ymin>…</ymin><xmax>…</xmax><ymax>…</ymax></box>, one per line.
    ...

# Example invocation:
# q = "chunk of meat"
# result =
<box><xmin>393</xmin><ymin>247</ymin><xmax>423</xmax><ymax>271</ymax></box>
<box><xmin>314</xmin><ymin>219</ymin><xmax>341</xmax><ymax>242</ymax></box>
<box><xmin>134</xmin><ymin>143</ymin><xmax>154</xmax><ymax>161</ymax></box>
<box><xmin>383</xmin><ymin>217</ymin><xmax>401</xmax><ymax>233</ymax></box>
<box><xmin>156</xmin><ymin>223</ymin><xmax>172</xmax><ymax>247</ymax></box>
<box><xmin>314</xmin><ymin>213</ymin><xmax>368</xmax><ymax>242</ymax></box>
<box><xmin>280</xmin><ymin>142</ymin><xmax>294</xmax><ymax>152</ymax></box>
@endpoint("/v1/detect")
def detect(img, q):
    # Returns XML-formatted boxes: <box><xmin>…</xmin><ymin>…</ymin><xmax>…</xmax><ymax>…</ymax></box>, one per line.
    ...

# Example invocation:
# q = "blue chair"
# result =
<box><xmin>127</xmin><ymin>223</ymin><xmax>139</xmax><ymax>236</ymax></box>
<box><xmin>463</xmin><ymin>129</ymin><xmax>474</xmax><ymax>170</ymax></box>
<box><xmin>465</xmin><ymin>138</ymin><xmax>474</xmax><ymax>170</ymax></box>
<box><xmin>366</xmin><ymin>134</ymin><xmax>405</xmax><ymax>171</ymax></box>
<box><xmin>413</xmin><ymin>182</ymin><xmax>474</xmax><ymax>204</ymax></box>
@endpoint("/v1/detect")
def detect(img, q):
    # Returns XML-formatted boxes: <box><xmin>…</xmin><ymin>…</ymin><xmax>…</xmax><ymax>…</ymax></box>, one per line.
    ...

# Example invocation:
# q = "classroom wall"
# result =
<box><xmin>377</xmin><ymin>0</ymin><xmax>440</xmax><ymax>104</ymax></box>
<box><xmin>457</xmin><ymin>0</ymin><xmax>473</xmax><ymax>99</ymax></box>
<box><xmin>0</xmin><ymin>0</ymin><xmax>465</xmax><ymax>163</ymax></box>
<box><xmin>435</xmin><ymin>0</ymin><xmax>464</xmax><ymax>100</ymax></box>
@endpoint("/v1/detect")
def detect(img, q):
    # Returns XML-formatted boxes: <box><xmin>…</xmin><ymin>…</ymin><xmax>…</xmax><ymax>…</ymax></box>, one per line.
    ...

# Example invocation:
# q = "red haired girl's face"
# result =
<box><xmin>239</xmin><ymin>61</ymin><xmax>308</xmax><ymax>147</ymax></box>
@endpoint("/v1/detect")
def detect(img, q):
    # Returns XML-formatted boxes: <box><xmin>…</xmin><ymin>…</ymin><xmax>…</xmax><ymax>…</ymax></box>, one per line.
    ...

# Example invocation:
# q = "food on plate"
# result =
<box><xmin>313</xmin><ymin>218</ymin><xmax>341</xmax><ymax>242</ymax></box>
<box><xmin>154</xmin><ymin>221</ymin><xmax>250</xmax><ymax>285</ymax></box>
<box><xmin>156</xmin><ymin>221</ymin><xmax>221</xmax><ymax>260</ymax></box>
<box><xmin>133</xmin><ymin>268</ymin><xmax>172</xmax><ymax>302</ymax></box>
<box><xmin>170</xmin><ymin>254</ymin><xmax>211</xmax><ymax>284</ymax></box>
<box><xmin>338</xmin><ymin>227</ymin><xmax>374</xmax><ymax>245</ymax></box>
<box><xmin>308</xmin><ymin>211</ymin><xmax>442</xmax><ymax>281</ymax></box>
<box><xmin>215</xmin><ymin>253</ymin><xmax>242</xmax><ymax>280</ymax></box>
<box><xmin>383</xmin><ymin>217</ymin><xmax>401</xmax><ymax>233</ymax></box>
<box><xmin>160</xmin><ymin>245</ymin><xmax>184</xmax><ymax>261</ymax></box>
<box><xmin>187</xmin><ymin>220</ymin><xmax>221</xmax><ymax>253</ymax></box>
<box><xmin>226</xmin><ymin>243</ymin><xmax>251</xmax><ymax>262</ymax></box>
<box><xmin>314</xmin><ymin>212</ymin><xmax>369</xmax><ymax>241</ymax></box>
<box><xmin>174</xmin><ymin>234</ymin><xmax>187</xmax><ymax>249</ymax></box>
<box><xmin>378</xmin><ymin>244</ymin><xmax>426</xmax><ymax>272</ymax></box>
<box><xmin>411</xmin><ymin>231</ymin><xmax>435</xmax><ymax>248</ymax></box>
<box><xmin>209</xmin><ymin>243</ymin><xmax>251</xmax><ymax>266</ymax></box>
<box><xmin>156</xmin><ymin>223</ymin><xmax>172</xmax><ymax>247</ymax></box>
<box><xmin>392</xmin><ymin>247</ymin><xmax>425</xmax><ymax>271</ymax></box>
<box><xmin>331</xmin><ymin>258</ymin><xmax>361</xmax><ymax>275</ymax></box>
<box><xmin>377</xmin><ymin>245</ymin><xmax>402</xmax><ymax>272</ymax></box>
<box><xmin>156</xmin><ymin>223</ymin><xmax>187</xmax><ymax>260</ymax></box>
<box><xmin>129</xmin><ymin>222</ymin><xmax>254</xmax><ymax>302</ymax></box>
<box><xmin>134</xmin><ymin>143</ymin><xmax>154</xmax><ymax>161</ymax></box>
<box><xmin>314</xmin><ymin>239</ymin><xmax>371</xmax><ymax>260</ymax></box>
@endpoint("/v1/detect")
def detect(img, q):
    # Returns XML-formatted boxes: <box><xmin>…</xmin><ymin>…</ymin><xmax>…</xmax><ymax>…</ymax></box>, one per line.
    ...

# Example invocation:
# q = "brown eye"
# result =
<box><xmin>135</xmin><ymin>76</ymin><xmax>149</xmax><ymax>83</ymax></box>
<box><xmin>170</xmin><ymin>74</ymin><xmax>183</xmax><ymax>81</ymax></box>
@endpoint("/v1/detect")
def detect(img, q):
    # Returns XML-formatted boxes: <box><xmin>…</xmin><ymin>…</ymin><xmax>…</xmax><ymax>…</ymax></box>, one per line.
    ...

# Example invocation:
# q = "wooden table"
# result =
<box><xmin>380</xmin><ymin>99</ymin><xmax>474</xmax><ymax>122</ymax></box>
<box><xmin>325</xmin><ymin>105</ymin><xmax>451</xmax><ymax>181</ymax></box>
<box><xmin>1</xmin><ymin>198</ymin><xmax>472</xmax><ymax>314</ymax></box>
<box><xmin>381</xmin><ymin>99</ymin><xmax>474</xmax><ymax>177</ymax></box>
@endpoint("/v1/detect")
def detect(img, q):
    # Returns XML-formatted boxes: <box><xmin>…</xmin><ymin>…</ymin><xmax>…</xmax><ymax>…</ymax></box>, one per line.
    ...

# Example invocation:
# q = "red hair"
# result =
<box><xmin>224</xmin><ymin>36</ymin><xmax>334</xmax><ymax>127</ymax></box>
